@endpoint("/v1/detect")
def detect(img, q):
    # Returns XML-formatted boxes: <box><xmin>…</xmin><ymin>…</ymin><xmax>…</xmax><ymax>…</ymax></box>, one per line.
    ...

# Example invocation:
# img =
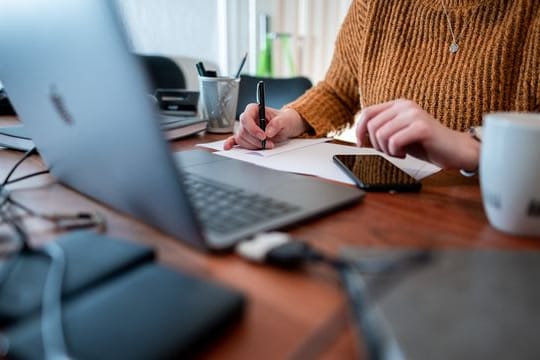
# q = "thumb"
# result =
<box><xmin>265</xmin><ymin>114</ymin><xmax>286</xmax><ymax>139</ymax></box>
<box><xmin>266</xmin><ymin>109</ymin><xmax>304</xmax><ymax>139</ymax></box>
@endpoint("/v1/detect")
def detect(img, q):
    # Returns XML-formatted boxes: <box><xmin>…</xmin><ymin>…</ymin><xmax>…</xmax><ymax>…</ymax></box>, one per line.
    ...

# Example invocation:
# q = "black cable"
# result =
<box><xmin>1</xmin><ymin>200</ymin><xmax>31</xmax><ymax>251</ymax></box>
<box><xmin>237</xmin><ymin>236</ymin><xmax>432</xmax><ymax>360</ymax></box>
<box><xmin>0</xmin><ymin>198</ymin><xmax>32</xmax><ymax>292</ymax></box>
<box><xmin>3</xmin><ymin>196</ymin><xmax>37</xmax><ymax>216</ymax></box>
<box><xmin>1</xmin><ymin>146</ymin><xmax>38</xmax><ymax>188</ymax></box>
<box><xmin>0</xmin><ymin>146</ymin><xmax>70</xmax><ymax>359</ymax></box>
<box><xmin>338</xmin><ymin>264</ymin><xmax>409</xmax><ymax>360</ymax></box>
<box><xmin>263</xmin><ymin>240</ymin><xmax>432</xmax><ymax>275</ymax></box>
<box><xmin>3</xmin><ymin>170</ymin><xmax>50</xmax><ymax>186</ymax></box>
<box><xmin>0</xmin><ymin>148</ymin><xmax>103</xmax><ymax>229</ymax></box>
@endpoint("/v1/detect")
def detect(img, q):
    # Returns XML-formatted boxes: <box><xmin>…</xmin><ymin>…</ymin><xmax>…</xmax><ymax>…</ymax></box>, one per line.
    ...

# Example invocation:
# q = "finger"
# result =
<box><xmin>266</xmin><ymin>119</ymin><xmax>294</xmax><ymax>147</ymax></box>
<box><xmin>374</xmin><ymin>116</ymin><xmax>411</xmax><ymax>156</ymax></box>
<box><xmin>236</xmin><ymin>134</ymin><xmax>265</xmax><ymax>149</ymax></box>
<box><xmin>372</xmin><ymin>108</ymin><xmax>420</xmax><ymax>154</ymax></box>
<box><xmin>366</xmin><ymin>108</ymin><xmax>400</xmax><ymax>152</ymax></box>
<box><xmin>265</xmin><ymin>114</ymin><xmax>286</xmax><ymax>138</ymax></box>
<box><xmin>363</xmin><ymin>99</ymin><xmax>417</xmax><ymax>151</ymax></box>
<box><xmin>386</xmin><ymin>121</ymin><xmax>430</xmax><ymax>158</ymax></box>
<box><xmin>239</xmin><ymin>103</ymin><xmax>266</xmax><ymax>140</ymax></box>
<box><xmin>239</xmin><ymin>103</ymin><xmax>259</xmax><ymax>118</ymax></box>
<box><xmin>356</xmin><ymin>100</ymin><xmax>399</xmax><ymax>147</ymax></box>
<box><xmin>265</xmin><ymin>108</ymin><xmax>300</xmax><ymax>139</ymax></box>
<box><xmin>236</xmin><ymin>127</ymin><xmax>266</xmax><ymax>149</ymax></box>
<box><xmin>223</xmin><ymin>136</ymin><xmax>237</xmax><ymax>150</ymax></box>
<box><xmin>236</xmin><ymin>124</ymin><xmax>263</xmax><ymax>144</ymax></box>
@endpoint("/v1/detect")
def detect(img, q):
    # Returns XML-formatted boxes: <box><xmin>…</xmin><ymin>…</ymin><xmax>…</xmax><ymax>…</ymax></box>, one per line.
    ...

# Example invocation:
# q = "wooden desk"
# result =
<box><xmin>2</xmin><ymin>118</ymin><xmax>539</xmax><ymax>359</ymax></box>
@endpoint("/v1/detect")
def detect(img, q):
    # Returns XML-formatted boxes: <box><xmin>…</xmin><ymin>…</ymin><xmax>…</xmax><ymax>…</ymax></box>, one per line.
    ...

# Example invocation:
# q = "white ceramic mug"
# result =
<box><xmin>480</xmin><ymin>112</ymin><xmax>540</xmax><ymax>236</ymax></box>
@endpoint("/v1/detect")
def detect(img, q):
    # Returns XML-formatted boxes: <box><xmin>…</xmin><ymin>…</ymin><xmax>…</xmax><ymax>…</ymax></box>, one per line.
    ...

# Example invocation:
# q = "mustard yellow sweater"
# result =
<box><xmin>288</xmin><ymin>0</ymin><xmax>540</xmax><ymax>137</ymax></box>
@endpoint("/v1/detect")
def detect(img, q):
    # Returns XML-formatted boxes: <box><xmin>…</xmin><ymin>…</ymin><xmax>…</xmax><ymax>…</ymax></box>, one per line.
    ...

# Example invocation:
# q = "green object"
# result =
<box><xmin>256</xmin><ymin>35</ymin><xmax>273</xmax><ymax>77</ymax></box>
<box><xmin>256</xmin><ymin>33</ymin><xmax>297</xmax><ymax>77</ymax></box>
<box><xmin>280</xmin><ymin>35</ymin><xmax>296</xmax><ymax>76</ymax></box>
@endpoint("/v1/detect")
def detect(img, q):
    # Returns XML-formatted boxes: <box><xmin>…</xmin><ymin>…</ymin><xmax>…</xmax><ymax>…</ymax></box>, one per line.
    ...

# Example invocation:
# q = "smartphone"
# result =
<box><xmin>333</xmin><ymin>154</ymin><xmax>421</xmax><ymax>192</ymax></box>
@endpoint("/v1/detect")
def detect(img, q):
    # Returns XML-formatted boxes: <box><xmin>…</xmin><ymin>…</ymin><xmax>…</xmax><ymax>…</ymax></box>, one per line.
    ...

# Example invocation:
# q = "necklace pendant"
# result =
<box><xmin>449</xmin><ymin>42</ymin><xmax>459</xmax><ymax>54</ymax></box>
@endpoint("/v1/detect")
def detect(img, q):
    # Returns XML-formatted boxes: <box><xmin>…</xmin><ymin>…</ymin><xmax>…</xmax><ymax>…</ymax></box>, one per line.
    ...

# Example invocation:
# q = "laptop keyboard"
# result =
<box><xmin>182</xmin><ymin>173</ymin><xmax>300</xmax><ymax>234</ymax></box>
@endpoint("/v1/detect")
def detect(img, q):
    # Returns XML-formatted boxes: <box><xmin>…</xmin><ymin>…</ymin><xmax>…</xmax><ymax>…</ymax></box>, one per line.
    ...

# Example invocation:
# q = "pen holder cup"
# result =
<box><xmin>198</xmin><ymin>76</ymin><xmax>240</xmax><ymax>133</ymax></box>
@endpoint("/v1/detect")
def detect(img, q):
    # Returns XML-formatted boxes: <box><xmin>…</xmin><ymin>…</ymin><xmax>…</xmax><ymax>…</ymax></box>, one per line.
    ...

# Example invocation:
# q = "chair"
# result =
<box><xmin>137</xmin><ymin>54</ymin><xmax>186</xmax><ymax>91</ymax></box>
<box><xmin>236</xmin><ymin>75</ymin><xmax>312</xmax><ymax>119</ymax></box>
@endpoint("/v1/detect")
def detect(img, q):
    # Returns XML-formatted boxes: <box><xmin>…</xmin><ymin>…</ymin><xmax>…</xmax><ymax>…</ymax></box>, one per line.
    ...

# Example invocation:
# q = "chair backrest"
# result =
<box><xmin>137</xmin><ymin>54</ymin><xmax>186</xmax><ymax>91</ymax></box>
<box><xmin>236</xmin><ymin>75</ymin><xmax>312</xmax><ymax>119</ymax></box>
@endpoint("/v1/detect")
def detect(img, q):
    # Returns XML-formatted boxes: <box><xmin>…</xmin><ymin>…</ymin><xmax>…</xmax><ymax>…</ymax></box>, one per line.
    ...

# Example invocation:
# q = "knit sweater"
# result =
<box><xmin>288</xmin><ymin>0</ymin><xmax>540</xmax><ymax>137</ymax></box>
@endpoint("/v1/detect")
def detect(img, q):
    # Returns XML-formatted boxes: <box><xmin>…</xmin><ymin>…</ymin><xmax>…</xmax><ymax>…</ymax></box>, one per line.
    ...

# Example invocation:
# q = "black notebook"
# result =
<box><xmin>0</xmin><ymin>231</ymin><xmax>155</xmax><ymax>324</ymax></box>
<box><xmin>3</xmin><ymin>263</ymin><xmax>245</xmax><ymax>359</ymax></box>
<box><xmin>346</xmin><ymin>249</ymin><xmax>540</xmax><ymax>360</ymax></box>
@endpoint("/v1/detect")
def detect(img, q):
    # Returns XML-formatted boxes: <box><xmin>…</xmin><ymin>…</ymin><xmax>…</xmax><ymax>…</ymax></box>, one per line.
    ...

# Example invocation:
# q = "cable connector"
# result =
<box><xmin>236</xmin><ymin>232</ymin><xmax>291</xmax><ymax>263</ymax></box>
<box><xmin>43</xmin><ymin>211</ymin><xmax>107</xmax><ymax>232</ymax></box>
<box><xmin>236</xmin><ymin>232</ymin><xmax>325</xmax><ymax>268</ymax></box>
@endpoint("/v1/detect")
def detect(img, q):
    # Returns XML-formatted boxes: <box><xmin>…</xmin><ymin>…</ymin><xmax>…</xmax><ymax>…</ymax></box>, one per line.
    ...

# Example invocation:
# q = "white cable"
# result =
<box><xmin>40</xmin><ymin>242</ymin><xmax>70</xmax><ymax>360</ymax></box>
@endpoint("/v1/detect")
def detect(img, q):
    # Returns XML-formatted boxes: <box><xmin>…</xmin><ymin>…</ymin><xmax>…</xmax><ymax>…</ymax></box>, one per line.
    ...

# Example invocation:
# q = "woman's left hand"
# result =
<box><xmin>355</xmin><ymin>99</ymin><xmax>479</xmax><ymax>170</ymax></box>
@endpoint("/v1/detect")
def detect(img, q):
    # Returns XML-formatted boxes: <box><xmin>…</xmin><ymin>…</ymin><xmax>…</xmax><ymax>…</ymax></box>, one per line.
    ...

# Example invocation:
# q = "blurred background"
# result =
<box><xmin>117</xmin><ymin>0</ymin><xmax>352</xmax><ymax>85</ymax></box>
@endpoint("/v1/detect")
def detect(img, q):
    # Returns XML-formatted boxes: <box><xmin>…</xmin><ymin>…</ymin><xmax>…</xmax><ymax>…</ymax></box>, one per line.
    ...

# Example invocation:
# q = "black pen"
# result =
<box><xmin>196</xmin><ymin>62</ymin><xmax>206</xmax><ymax>76</ymax></box>
<box><xmin>256</xmin><ymin>81</ymin><xmax>266</xmax><ymax>150</ymax></box>
<box><xmin>234</xmin><ymin>52</ymin><xmax>248</xmax><ymax>78</ymax></box>
<box><xmin>196</xmin><ymin>62</ymin><xmax>217</xmax><ymax>77</ymax></box>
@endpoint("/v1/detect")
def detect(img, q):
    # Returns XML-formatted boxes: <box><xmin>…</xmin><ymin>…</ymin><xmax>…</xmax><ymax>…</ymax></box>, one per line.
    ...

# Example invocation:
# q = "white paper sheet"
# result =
<box><xmin>196</xmin><ymin>139</ymin><xmax>441</xmax><ymax>185</ymax></box>
<box><xmin>196</xmin><ymin>138</ymin><xmax>331</xmax><ymax>155</ymax></box>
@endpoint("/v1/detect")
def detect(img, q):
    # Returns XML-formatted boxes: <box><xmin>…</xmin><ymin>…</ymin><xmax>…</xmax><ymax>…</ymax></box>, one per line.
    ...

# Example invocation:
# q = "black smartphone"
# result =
<box><xmin>333</xmin><ymin>154</ymin><xmax>421</xmax><ymax>192</ymax></box>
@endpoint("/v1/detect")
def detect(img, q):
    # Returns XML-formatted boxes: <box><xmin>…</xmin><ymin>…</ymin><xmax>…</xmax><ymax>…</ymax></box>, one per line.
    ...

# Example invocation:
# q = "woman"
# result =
<box><xmin>225</xmin><ymin>0</ymin><xmax>539</xmax><ymax>174</ymax></box>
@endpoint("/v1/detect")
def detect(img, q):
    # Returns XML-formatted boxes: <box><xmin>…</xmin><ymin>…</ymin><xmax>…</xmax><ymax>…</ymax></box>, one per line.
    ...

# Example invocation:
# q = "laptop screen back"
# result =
<box><xmin>0</xmin><ymin>0</ymin><xmax>207</xmax><ymax>247</ymax></box>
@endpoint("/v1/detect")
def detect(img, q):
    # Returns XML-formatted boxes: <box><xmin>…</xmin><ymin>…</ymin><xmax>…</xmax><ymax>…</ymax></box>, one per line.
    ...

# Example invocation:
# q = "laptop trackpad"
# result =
<box><xmin>173</xmin><ymin>150</ymin><xmax>307</xmax><ymax>201</ymax></box>
<box><xmin>173</xmin><ymin>149</ymin><xmax>364</xmax><ymax>210</ymax></box>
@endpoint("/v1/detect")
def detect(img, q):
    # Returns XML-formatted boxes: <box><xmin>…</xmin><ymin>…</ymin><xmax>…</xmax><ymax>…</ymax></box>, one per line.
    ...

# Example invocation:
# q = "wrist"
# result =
<box><xmin>458</xmin><ymin>127</ymin><xmax>481</xmax><ymax>176</ymax></box>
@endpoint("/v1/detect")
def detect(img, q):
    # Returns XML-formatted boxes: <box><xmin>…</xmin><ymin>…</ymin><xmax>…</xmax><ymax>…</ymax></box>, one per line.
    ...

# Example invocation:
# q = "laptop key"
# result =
<box><xmin>182</xmin><ymin>173</ymin><xmax>299</xmax><ymax>234</ymax></box>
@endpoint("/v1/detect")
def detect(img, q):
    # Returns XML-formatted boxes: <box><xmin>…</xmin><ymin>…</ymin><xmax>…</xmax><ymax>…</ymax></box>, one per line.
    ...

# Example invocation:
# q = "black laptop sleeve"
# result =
<box><xmin>3</xmin><ymin>263</ymin><xmax>246</xmax><ymax>360</ymax></box>
<box><xmin>0</xmin><ymin>231</ymin><xmax>155</xmax><ymax>324</ymax></box>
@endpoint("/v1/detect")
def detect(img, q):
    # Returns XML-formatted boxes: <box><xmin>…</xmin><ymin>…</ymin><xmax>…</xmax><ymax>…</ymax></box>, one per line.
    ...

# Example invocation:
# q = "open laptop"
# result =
<box><xmin>0</xmin><ymin>0</ymin><xmax>364</xmax><ymax>250</ymax></box>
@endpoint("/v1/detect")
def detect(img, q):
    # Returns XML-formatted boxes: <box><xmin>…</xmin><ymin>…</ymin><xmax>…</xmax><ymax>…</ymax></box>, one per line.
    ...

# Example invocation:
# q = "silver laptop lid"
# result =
<box><xmin>0</xmin><ymin>0</ymin><xmax>207</xmax><ymax>248</ymax></box>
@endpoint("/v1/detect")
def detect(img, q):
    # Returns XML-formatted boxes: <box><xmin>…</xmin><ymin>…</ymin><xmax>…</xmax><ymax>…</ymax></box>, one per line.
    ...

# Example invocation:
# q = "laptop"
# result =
<box><xmin>0</xmin><ymin>0</ymin><xmax>364</xmax><ymax>250</ymax></box>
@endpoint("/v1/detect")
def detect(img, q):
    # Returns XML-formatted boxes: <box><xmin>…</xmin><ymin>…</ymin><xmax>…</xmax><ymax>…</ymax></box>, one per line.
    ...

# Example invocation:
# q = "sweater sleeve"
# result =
<box><xmin>287</xmin><ymin>0</ymin><xmax>367</xmax><ymax>137</ymax></box>
<box><xmin>533</xmin><ymin>13</ymin><xmax>540</xmax><ymax>111</ymax></box>
<box><xmin>516</xmin><ymin>6</ymin><xmax>540</xmax><ymax>112</ymax></box>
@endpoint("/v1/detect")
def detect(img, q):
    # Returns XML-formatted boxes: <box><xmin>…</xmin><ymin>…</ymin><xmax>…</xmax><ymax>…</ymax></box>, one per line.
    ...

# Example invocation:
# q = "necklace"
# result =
<box><xmin>440</xmin><ymin>0</ymin><xmax>477</xmax><ymax>54</ymax></box>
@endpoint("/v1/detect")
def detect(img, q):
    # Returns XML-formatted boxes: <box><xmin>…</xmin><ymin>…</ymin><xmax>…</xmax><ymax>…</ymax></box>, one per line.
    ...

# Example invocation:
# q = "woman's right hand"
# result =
<box><xmin>224</xmin><ymin>105</ymin><xmax>308</xmax><ymax>150</ymax></box>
